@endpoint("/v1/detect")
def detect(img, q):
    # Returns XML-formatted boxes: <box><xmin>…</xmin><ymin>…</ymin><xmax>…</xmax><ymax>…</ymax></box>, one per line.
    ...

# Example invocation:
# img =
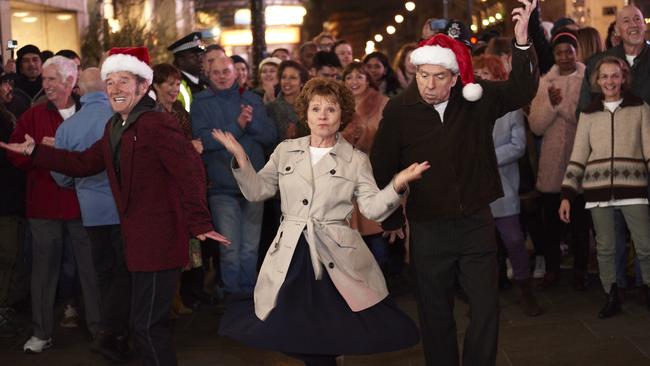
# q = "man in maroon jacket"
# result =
<box><xmin>2</xmin><ymin>47</ymin><xmax>229</xmax><ymax>366</ymax></box>
<box><xmin>8</xmin><ymin>55</ymin><xmax>102</xmax><ymax>354</ymax></box>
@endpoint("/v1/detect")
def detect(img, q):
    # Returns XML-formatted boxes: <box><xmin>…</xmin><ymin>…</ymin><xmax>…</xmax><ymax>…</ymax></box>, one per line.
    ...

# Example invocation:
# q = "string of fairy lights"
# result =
<box><xmin>365</xmin><ymin>1</ymin><xmax>416</xmax><ymax>55</ymax></box>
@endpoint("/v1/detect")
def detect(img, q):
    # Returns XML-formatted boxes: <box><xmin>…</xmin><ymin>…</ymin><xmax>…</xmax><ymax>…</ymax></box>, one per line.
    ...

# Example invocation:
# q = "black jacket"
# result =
<box><xmin>0</xmin><ymin>105</ymin><xmax>25</xmax><ymax>216</ymax></box>
<box><xmin>370</xmin><ymin>43</ymin><xmax>539</xmax><ymax>229</ymax></box>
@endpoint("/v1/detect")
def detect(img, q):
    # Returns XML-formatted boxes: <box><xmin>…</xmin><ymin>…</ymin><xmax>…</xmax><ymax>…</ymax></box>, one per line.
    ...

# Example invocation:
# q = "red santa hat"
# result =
<box><xmin>100</xmin><ymin>47</ymin><xmax>153</xmax><ymax>84</ymax></box>
<box><xmin>409</xmin><ymin>34</ymin><xmax>483</xmax><ymax>101</ymax></box>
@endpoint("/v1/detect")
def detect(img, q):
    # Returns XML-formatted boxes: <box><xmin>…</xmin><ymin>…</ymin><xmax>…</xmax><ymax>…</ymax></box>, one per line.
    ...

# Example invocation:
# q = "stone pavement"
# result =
<box><xmin>1</xmin><ymin>272</ymin><xmax>649</xmax><ymax>366</ymax></box>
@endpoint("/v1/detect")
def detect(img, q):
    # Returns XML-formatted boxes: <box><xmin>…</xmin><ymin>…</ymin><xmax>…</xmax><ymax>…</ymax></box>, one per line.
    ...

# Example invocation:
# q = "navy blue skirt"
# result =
<box><xmin>218</xmin><ymin>235</ymin><xmax>420</xmax><ymax>355</ymax></box>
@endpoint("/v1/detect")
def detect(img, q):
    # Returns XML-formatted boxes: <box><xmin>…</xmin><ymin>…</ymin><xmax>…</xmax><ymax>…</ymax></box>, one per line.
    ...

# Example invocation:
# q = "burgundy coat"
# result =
<box><xmin>8</xmin><ymin>102</ymin><xmax>81</xmax><ymax>220</ymax></box>
<box><xmin>33</xmin><ymin>108</ymin><xmax>213</xmax><ymax>272</ymax></box>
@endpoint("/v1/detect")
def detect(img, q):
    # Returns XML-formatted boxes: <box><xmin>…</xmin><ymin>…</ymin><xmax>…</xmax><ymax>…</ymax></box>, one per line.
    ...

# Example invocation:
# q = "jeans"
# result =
<box><xmin>613</xmin><ymin>209</ymin><xmax>643</xmax><ymax>287</ymax></box>
<box><xmin>362</xmin><ymin>233</ymin><xmax>389</xmax><ymax>270</ymax></box>
<box><xmin>209</xmin><ymin>194</ymin><xmax>263</xmax><ymax>295</ymax></box>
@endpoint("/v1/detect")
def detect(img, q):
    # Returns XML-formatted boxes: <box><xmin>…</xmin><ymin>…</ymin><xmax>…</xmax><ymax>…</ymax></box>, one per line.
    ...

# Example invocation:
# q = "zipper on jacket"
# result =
<box><xmin>610</xmin><ymin>110</ymin><xmax>615</xmax><ymax>199</ymax></box>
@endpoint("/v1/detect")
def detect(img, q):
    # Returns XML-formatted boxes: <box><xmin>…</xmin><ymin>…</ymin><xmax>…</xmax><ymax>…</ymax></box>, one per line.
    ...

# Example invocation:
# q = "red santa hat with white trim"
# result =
<box><xmin>410</xmin><ymin>34</ymin><xmax>483</xmax><ymax>101</ymax></box>
<box><xmin>100</xmin><ymin>47</ymin><xmax>153</xmax><ymax>85</ymax></box>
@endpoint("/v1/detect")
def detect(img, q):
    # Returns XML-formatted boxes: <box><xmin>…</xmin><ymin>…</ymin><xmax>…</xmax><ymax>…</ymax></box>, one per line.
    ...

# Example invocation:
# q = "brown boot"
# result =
<box><xmin>516</xmin><ymin>279</ymin><xmax>542</xmax><ymax>316</ymax></box>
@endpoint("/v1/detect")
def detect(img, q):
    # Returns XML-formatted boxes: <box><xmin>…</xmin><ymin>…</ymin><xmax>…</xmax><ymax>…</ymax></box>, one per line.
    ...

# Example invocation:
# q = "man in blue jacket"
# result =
<box><xmin>50</xmin><ymin>68</ymin><xmax>129</xmax><ymax>362</ymax></box>
<box><xmin>192</xmin><ymin>56</ymin><xmax>276</xmax><ymax>296</ymax></box>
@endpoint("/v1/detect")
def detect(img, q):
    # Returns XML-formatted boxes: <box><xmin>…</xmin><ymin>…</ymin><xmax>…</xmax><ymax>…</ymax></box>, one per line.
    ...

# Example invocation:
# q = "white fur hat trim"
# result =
<box><xmin>101</xmin><ymin>54</ymin><xmax>153</xmax><ymax>84</ymax></box>
<box><xmin>409</xmin><ymin>45</ymin><xmax>459</xmax><ymax>73</ymax></box>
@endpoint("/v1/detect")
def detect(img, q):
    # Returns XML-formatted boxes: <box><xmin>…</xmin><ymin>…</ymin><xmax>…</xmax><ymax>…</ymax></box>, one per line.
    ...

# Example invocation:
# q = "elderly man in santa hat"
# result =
<box><xmin>370</xmin><ymin>1</ymin><xmax>539</xmax><ymax>365</ymax></box>
<box><xmin>1</xmin><ymin>47</ymin><xmax>229</xmax><ymax>366</ymax></box>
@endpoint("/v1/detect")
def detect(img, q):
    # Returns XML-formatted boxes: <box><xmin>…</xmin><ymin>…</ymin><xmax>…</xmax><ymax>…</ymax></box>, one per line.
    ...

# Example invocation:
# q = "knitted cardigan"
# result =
<box><xmin>561</xmin><ymin>93</ymin><xmax>650</xmax><ymax>202</ymax></box>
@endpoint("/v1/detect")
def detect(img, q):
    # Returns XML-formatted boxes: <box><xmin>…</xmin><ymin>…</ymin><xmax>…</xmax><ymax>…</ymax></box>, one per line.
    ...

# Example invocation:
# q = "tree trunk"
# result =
<box><xmin>250</xmin><ymin>0</ymin><xmax>267</xmax><ymax>86</ymax></box>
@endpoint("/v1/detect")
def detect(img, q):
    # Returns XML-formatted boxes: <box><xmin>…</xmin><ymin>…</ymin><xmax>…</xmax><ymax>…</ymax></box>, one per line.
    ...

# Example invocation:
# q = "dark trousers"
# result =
<box><xmin>540</xmin><ymin>193</ymin><xmax>590</xmax><ymax>273</ymax></box>
<box><xmin>86</xmin><ymin>225</ymin><xmax>130</xmax><ymax>335</ymax></box>
<box><xmin>410</xmin><ymin>209</ymin><xmax>498</xmax><ymax>366</ymax></box>
<box><xmin>131</xmin><ymin>268</ymin><xmax>180</xmax><ymax>366</ymax></box>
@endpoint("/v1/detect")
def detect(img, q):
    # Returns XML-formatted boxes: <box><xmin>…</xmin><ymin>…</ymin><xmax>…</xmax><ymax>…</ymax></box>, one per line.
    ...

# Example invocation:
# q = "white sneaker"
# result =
<box><xmin>533</xmin><ymin>255</ymin><xmax>546</xmax><ymax>279</ymax></box>
<box><xmin>23</xmin><ymin>336</ymin><xmax>53</xmax><ymax>353</ymax></box>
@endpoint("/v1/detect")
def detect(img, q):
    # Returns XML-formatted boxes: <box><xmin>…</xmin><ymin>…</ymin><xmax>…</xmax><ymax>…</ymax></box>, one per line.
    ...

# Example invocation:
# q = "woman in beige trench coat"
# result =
<box><xmin>215</xmin><ymin>78</ymin><xmax>428</xmax><ymax>366</ymax></box>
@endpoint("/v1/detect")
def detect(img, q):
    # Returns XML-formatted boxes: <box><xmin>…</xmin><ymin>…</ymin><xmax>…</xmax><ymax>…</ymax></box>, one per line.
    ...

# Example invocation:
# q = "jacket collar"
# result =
<box><xmin>400</xmin><ymin>80</ymin><xmax>462</xmax><ymax>108</ymax></box>
<box><xmin>284</xmin><ymin>133</ymin><xmax>353</xmax><ymax>163</ymax></box>
<box><xmin>611</xmin><ymin>42</ymin><xmax>649</xmax><ymax>66</ymax></box>
<box><xmin>46</xmin><ymin>93</ymin><xmax>81</xmax><ymax>112</ymax></box>
<box><xmin>583</xmin><ymin>91</ymin><xmax>644</xmax><ymax>114</ymax></box>
<box><xmin>80</xmin><ymin>91</ymin><xmax>109</xmax><ymax>105</ymax></box>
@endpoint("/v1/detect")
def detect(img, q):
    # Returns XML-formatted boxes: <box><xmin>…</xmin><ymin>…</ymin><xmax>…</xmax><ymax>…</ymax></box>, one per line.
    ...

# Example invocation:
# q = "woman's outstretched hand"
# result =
<box><xmin>0</xmin><ymin>134</ymin><xmax>35</xmax><ymax>156</ymax></box>
<box><xmin>393</xmin><ymin>162</ymin><xmax>431</xmax><ymax>193</ymax></box>
<box><xmin>211</xmin><ymin>129</ymin><xmax>248</xmax><ymax>168</ymax></box>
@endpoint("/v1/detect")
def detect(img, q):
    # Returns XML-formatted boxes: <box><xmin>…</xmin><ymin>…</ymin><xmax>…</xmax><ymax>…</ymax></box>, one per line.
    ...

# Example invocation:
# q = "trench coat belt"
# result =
<box><xmin>280</xmin><ymin>214</ymin><xmax>348</xmax><ymax>280</ymax></box>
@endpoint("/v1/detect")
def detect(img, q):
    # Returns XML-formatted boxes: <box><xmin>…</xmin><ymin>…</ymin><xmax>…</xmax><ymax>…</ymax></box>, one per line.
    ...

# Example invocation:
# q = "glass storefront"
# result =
<box><xmin>10</xmin><ymin>2</ymin><xmax>79</xmax><ymax>54</ymax></box>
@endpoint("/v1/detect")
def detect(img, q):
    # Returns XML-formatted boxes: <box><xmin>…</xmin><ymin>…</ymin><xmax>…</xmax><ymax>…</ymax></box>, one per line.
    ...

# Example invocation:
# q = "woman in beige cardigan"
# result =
<box><xmin>559</xmin><ymin>56</ymin><xmax>650</xmax><ymax>318</ymax></box>
<box><xmin>214</xmin><ymin>78</ymin><xmax>427</xmax><ymax>365</ymax></box>
<box><xmin>528</xmin><ymin>30</ymin><xmax>590</xmax><ymax>290</ymax></box>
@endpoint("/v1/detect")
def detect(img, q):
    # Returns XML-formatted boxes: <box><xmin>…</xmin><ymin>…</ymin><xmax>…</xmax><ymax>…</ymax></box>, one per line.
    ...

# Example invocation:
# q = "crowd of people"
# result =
<box><xmin>1</xmin><ymin>0</ymin><xmax>649</xmax><ymax>365</ymax></box>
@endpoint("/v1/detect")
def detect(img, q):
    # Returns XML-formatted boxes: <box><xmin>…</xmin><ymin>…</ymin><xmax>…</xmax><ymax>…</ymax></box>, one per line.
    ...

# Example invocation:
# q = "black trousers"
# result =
<box><xmin>410</xmin><ymin>208</ymin><xmax>498</xmax><ymax>366</ymax></box>
<box><xmin>86</xmin><ymin>224</ymin><xmax>131</xmax><ymax>335</ymax></box>
<box><xmin>540</xmin><ymin>193</ymin><xmax>590</xmax><ymax>273</ymax></box>
<box><xmin>131</xmin><ymin>268</ymin><xmax>180</xmax><ymax>366</ymax></box>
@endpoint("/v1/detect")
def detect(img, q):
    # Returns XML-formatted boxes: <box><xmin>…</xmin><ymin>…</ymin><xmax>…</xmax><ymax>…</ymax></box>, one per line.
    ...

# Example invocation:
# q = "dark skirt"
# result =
<box><xmin>218</xmin><ymin>235</ymin><xmax>420</xmax><ymax>355</ymax></box>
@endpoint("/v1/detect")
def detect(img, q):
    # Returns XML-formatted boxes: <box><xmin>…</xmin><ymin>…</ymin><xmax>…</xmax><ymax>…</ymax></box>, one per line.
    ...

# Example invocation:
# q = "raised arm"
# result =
<box><xmin>212</xmin><ymin>129</ymin><xmax>279</xmax><ymax>202</ymax></box>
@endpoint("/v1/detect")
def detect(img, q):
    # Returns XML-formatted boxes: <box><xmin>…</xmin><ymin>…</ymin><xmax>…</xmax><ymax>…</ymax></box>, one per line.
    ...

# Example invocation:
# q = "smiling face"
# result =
<box><xmin>615</xmin><ymin>6</ymin><xmax>646</xmax><ymax>47</ymax></box>
<box><xmin>106</xmin><ymin>71</ymin><xmax>149</xmax><ymax>119</ymax></box>
<box><xmin>280</xmin><ymin>66</ymin><xmax>302</xmax><ymax>97</ymax></box>
<box><xmin>234</xmin><ymin>62</ymin><xmax>249</xmax><ymax>87</ymax></box>
<box><xmin>344</xmin><ymin>69</ymin><xmax>369</xmax><ymax>97</ymax></box>
<box><xmin>415</xmin><ymin>64</ymin><xmax>458</xmax><ymax>105</ymax></box>
<box><xmin>597</xmin><ymin>62</ymin><xmax>625</xmax><ymax>102</ymax></box>
<box><xmin>153</xmin><ymin>76</ymin><xmax>181</xmax><ymax>107</ymax></box>
<box><xmin>307</xmin><ymin>94</ymin><xmax>341</xmax><ymax>140</ymax></box>
<box><xmin>365</xmin><ymin>57</ymin><xmax>385</xmax><ymax>82</ymax></box>
<box><xmin>209</xmin><ymin>57</ymin><xmax>237</xmax><ymax>90</ymax></box>
<box><xmin>260</xmin><ymin>64</ymin><xmax>279</xmax><ymax>85</ymax></box>
<box><xmin>42</xmin><ymin>65</ymin><xmax>73</xmax><ymax>107</ymax></box>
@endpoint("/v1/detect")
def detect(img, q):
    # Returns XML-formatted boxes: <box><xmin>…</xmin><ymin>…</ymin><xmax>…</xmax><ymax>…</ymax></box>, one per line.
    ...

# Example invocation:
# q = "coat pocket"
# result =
<box><xmin>327</xmin><ymin>225</ymin><xmax>361</xmax><ymax>249</ymax></box>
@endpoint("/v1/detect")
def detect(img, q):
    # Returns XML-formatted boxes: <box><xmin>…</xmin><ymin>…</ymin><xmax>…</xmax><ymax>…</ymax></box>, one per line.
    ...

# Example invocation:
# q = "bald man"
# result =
<box><xmin>577</xmin><ymin>5</ymin><xmax>650</xmax><ymax>114</ymax></box>
<box><xmin>191</xmin><ymin>56</ymin><xmax>276</xmax><ymax>297</ymax></box>
<box><xmin>50</xmin><ymin>67</ymin><xmax>129</xmax><ymax>361</ymax></box>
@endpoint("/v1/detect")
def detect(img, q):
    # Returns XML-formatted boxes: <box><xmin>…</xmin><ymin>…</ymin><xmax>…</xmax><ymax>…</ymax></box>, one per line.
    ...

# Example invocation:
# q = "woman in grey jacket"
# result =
<box><xmin>474</xmin><ymin>55</ymin><xmax>541</xmax><ymax>316</ymax></box>
<box><xmin>214</xmin><ymin>78</ymin><xmax>427</xmax><ymax>365</ymax></box>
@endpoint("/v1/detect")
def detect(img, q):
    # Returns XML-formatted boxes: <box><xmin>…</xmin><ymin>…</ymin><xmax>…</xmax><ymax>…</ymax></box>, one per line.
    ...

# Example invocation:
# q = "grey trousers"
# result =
<box><xmin>590</xmin><ymin>205</ymin><xmax>650</xmax><ymax>293</ymax></box>
<box><xmin>29</xmin><ymin>219</ymin><xmax>102</xmax><ymax>339</ymax></box>
<box><xmin>410</xmin><ymin>208</ymin><xmax>499</xmax><ymax>366</ymax></box>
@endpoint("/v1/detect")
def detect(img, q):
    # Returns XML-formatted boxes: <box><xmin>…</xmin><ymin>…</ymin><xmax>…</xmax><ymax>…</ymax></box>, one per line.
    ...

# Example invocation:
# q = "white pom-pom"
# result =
<box><xmin>462</xmin><ymin>83</ymin><xmax>483</xmax><ymax>101</ymax></box>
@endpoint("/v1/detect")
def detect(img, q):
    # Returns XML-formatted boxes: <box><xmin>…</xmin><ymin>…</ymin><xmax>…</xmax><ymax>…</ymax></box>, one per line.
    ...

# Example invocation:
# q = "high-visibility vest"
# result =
<box><xmin>177</xmin><ymin>79</ymin><xmax>193</xmax><ymax>112</ymax></box>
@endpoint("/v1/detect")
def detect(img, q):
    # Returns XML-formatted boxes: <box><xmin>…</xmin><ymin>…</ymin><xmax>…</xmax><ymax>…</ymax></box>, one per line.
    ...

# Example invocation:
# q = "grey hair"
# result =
<box><xmin>42</xmin><ymin>55</ymin><xmax>78</xmax><ymax>86</ymax></box>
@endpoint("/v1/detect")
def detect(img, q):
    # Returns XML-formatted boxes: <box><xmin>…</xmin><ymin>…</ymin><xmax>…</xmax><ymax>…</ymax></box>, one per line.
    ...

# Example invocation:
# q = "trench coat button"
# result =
<box><xmin>330</xmin><ymin>169</ymin><xmax>336</xmax><ymax>175</ymax></box>
<box><xmin>285</xmin><ymin>166</ymin><xmax>291</xmax><ymax>171</ymax></box>
<box><xmin>302</xmin><ymin>199</ymin><xmax>309</xmax><ymax>205</ymax></box>
<box><xmin>328</xmin><ymin>262</ymin><xmax>334</xmax><ymax>269</ymax></box>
